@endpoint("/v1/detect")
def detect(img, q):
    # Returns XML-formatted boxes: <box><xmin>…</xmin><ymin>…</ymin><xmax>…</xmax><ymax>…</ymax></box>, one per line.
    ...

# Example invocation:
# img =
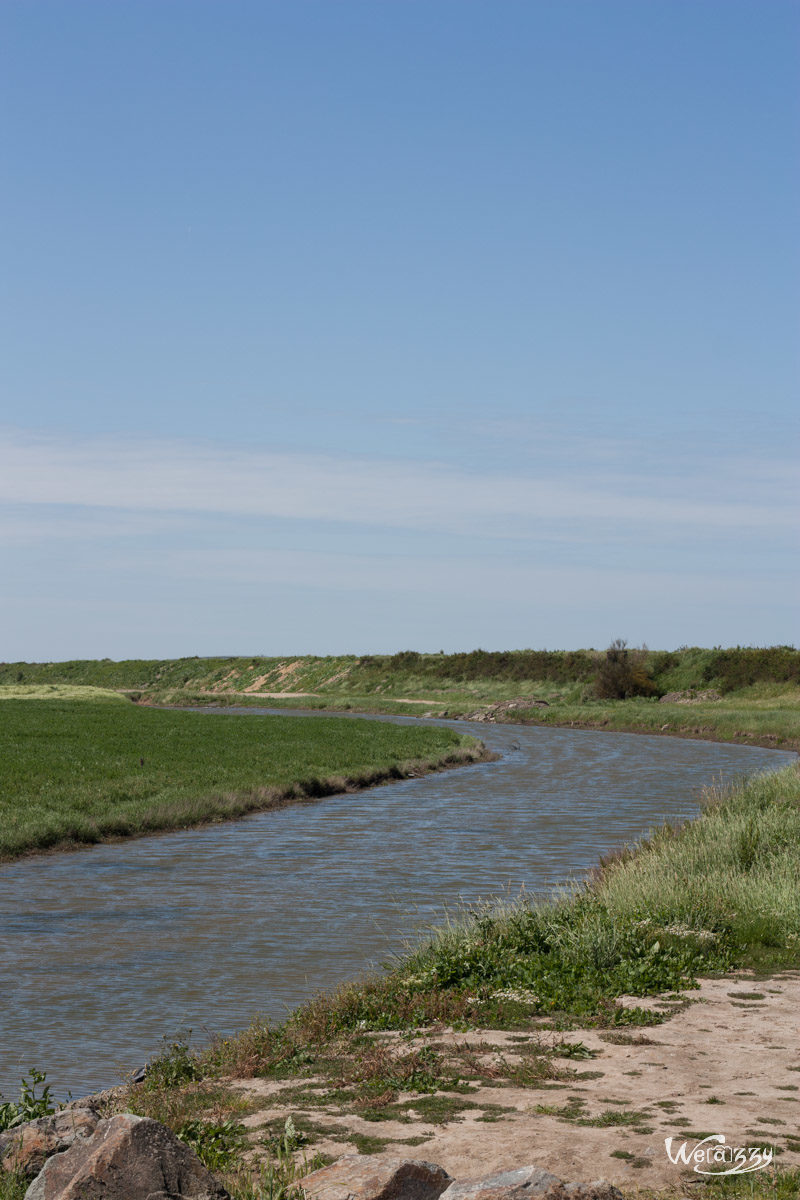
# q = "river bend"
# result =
<box><xmin>0</xmin><ymin>711</ymin><xmax>792</xmax><ymax>1099</ymax></box>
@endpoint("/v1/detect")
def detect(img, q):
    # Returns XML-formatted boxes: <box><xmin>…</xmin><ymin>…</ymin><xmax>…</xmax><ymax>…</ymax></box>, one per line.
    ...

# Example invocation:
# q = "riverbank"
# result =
<box><xmin>47</xmin><ymin>759</ymin><xmax>798</xmax><ymax>1200</ymax></box>
<box><xmin>3</xmin><ymin>649</ymin><xmax>799</xmax><ymax>752</ymax></box>
<box><xmin>164</xmin><ymin>688</ymin><xmax>800</xmax><ymax>754</ymax></box>
<box><xmin>0</xmin><ymin>698</ymin><xmax>488</xmax><ymax>863</ymax></box>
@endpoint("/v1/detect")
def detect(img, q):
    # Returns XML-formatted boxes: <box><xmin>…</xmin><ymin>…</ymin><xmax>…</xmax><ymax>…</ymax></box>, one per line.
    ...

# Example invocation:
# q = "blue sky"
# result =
<box><xmin>1</xmin><ymin>0</ymin><xmax>797</xmax><ymax>659</ymax></box>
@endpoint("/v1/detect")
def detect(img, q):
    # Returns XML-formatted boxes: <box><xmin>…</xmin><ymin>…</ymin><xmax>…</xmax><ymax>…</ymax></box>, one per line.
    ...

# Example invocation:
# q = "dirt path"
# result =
<box><xmin>230</xmin><ymin>972</ymin><xmax>800</xmax><ymax>1193</ymax></box>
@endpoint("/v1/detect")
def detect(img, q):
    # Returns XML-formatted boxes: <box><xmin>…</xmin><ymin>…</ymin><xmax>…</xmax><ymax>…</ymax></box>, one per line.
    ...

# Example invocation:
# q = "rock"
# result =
<box><xmin>301</xmin><ymin>1154</ymin><xmax>453</xmax><ymax>1200</ymax></box>
<box><xmin>24</xmin><ymin>1113</ymin><xmax>230</xmax><ymax>1200</ymax></box>
<box><xmin>659</xmin><ymin>690</ymin><xmax>721</xmax><ymax>705</ymax></box>
<box><xmin>464</xmin><ymin>698</ymin><xmax>549</xmax><ymax>722</ymax></box>
<box><xmin>440</xmin><ymin>1166</ymin><xmax>623</xmax><ymax>1200</ymax></box>
<box><xmin>0</xmin><ymin>1106</ymin><xmax>101</xmax><ymax>1180</ymax></box>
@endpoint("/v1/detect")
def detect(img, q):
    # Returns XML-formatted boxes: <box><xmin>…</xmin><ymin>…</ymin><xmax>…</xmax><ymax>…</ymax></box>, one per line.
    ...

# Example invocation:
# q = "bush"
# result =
<box><xmin>701</xmin><ymin>646</ymin><xmax>800</xmax><ymax>692</ymax></box>
<box><xmin>594</xmin><ymin>640</ymin><xmax>657</xmax><ymax>700</ymax></box>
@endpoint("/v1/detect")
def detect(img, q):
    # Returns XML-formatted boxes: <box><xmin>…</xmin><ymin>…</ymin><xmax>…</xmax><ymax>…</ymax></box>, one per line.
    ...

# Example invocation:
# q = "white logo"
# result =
<box><xmin>665</xmin><ymin>1134</ymin><xmax>773</xmax><ymax>1176</ymax></box>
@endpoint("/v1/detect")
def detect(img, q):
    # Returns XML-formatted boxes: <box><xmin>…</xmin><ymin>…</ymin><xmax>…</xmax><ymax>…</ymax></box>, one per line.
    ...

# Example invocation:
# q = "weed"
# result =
<box><xmin>345</xmin><ymin>1132</ymin><xmax>393</xmax><ymax>1155</ymax></box>
<box><xmin>744</xmin><ymin>1137</ymin><xmax>785</xmax><ymax>1156</ymax></box>
<box><xmin>361</xmin><ymin>1095</ymin><xmax>481</xmax><ymax>1126</ymax></box>
<box><xmin>690</xmin><ymin>1166</ymin><xmax>800</xmax><ymax>1199</ymax></box>
<box><xmin>598</xmin><ymin>1031</ymin><xmax>659</xmax><ymax>1045</ymax></box>
<box><xmin>575</xmin><ymin>1108</ymin><xmax>650</xmax><ymax>1128</ymax></box>
<box><xmin>609</xmin><ymin>1149</ymin><xmax>650</xmax><ymax>1169</ymax></box>
<box><xmin>261</xmin><ymin>1116</ymin><xmax>308</xmax><ymax>1157</ymax></box>
<box><xmin>0</xmin><ymin>1173</ymin><xmax>27</xmax><ymax>1200</ymax></box>
<box><xmin>177</xmin><ymin>1119</ymin><xmax>246</xmax><ymax>1172</ymax></box>
<box><xmin>533</xmin><ymin>1098</ymin><xmax>586</xmax><ymax>1120</ymax></box>
<box><xmin>476</xmin><ymin>1104</ymin><xmax>516</xmax><ymax>1122</ymax></box>
<box><xmin>551</xmin><ymin>1040</ymin><xmax>597</xmax><ymax>1059</ymax></box>
<box><xmin>0</xmin><ymin>1070</ymin><xmax>55</xmax><ymax>1132</ymax></box>
<box><xmin>220</xmin><ymin>1148</ymin><xmax>328</xmax><ymax>1200</ymax></box>
<box><xmin>143</xmin><ymin>1039</ymin><xmax>202</xmax><ymax>1090</ymax></box>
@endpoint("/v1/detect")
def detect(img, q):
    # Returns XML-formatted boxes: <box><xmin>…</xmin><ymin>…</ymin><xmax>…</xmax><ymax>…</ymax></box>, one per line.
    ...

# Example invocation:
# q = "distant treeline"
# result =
<box><xmin>359</xmin><ymin>649</ymin><xmax>600</xmax><ymax>682</ymax></box>
<box><xmin>361</xmin><ymin>646</ymin><xmax>800</xmax><ymax>692</ymax></box>
<box><xmin>699</xmin><ymin>646</ymin><xmax>800</xmax><ymax>691</ymax></box>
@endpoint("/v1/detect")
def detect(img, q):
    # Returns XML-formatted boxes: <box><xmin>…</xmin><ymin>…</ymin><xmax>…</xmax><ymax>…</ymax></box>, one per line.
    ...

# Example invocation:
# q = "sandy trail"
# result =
<box><xmin>232</xmin><ymin>972</ymin><xmax>800</xmax><ymax>1193</ymax></box>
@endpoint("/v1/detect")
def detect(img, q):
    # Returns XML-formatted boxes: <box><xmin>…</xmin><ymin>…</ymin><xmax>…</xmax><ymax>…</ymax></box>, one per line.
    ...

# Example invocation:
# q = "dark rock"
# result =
<box><xmin>24</xmin><ymin>1113</ymin><xmax>230</xmax><ymax>1200</ymax></box>
<box><xmin>301</xmin><ymin>1154</ymin><xmax>453</xmax><ymax>1200</ymax></box>
<box><xmin>440</xmin><ymin>1166</ymin><xmax>623</xmax><ymax>1200</ymax></box>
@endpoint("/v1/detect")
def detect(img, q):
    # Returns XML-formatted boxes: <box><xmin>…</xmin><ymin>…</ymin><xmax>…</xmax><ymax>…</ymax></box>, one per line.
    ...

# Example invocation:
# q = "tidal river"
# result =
<box><xmin>0</xmin><ymin>711</ymin><xmax>793</xmax><ymax>1100</ymax></box>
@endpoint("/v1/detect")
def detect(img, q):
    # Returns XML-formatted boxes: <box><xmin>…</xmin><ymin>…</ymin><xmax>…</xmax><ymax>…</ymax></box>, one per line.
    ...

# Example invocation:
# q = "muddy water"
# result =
<box><xmin>0</xmin><ymin>711</ymin><xmax>793</xmax><ymax>1100</ymax></box>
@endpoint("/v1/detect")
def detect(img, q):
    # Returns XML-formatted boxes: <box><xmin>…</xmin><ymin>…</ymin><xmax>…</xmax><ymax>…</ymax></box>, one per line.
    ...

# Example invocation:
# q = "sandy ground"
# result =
<box><xmin>230</xmin><ymin>971</ymin><xmax>800</xmax><ymax>1195</ymax></box>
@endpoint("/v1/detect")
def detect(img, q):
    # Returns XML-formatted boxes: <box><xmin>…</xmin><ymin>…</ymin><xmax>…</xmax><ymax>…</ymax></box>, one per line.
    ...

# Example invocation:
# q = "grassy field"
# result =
<box><xmin>0</xmin><ymin>699</ymin><xmax>484</xmax><ymax>862</ymax></box>
<box><xmin>20</xmin><ymin>759</ymin><xmax>789</xmax><ymax>1200</ymax></box>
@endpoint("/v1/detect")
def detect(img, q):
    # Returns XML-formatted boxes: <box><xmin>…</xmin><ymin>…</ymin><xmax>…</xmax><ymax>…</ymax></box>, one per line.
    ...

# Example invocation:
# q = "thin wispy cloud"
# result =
<box><xmin>163</xmin><ymin>546</ymin><xmax>778</xmax><ymax>605</ymax></box>
<box><xmin>0</xmin><ymin>428</ymin><xmax>793</xmax><ymax>540</ymax></box>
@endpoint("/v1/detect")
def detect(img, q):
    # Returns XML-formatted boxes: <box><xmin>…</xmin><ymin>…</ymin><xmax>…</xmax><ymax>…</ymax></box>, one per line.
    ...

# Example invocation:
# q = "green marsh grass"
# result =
<box><xmin>0</xmin><ymin>700</ymin><xmax>483</xmax><ymax>861</ymax></box>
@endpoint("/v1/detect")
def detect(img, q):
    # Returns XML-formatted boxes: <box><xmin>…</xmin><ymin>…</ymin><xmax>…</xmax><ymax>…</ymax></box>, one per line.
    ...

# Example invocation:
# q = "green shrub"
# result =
<box><xmin>142</xmin><ymin>1039</ymin><xmax>202</xmax><ymax>1090</ymax></box>
<box><xmin>701</xmin><ymin>646</ymin><xmax>800</xmax><ymax>692</ymax></box>
<box><xmin>176</xmin><ymin>1118</ymin><xmax>246</xmax><ymax>1172</ymax></box>
<box><xmin>594</xmin><ymin>640</ymin><xmax>658</xmax><ymax>700</ymax></box>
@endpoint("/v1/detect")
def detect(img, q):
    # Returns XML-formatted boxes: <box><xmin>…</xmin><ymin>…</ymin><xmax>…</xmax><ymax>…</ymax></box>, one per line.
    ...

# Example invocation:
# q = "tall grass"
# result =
<box><xmin>379</xmin><ymin>762</ymin><xmax>800</xmax><ymax>1018</ymax></box>
<box><xmin>597</xmin><ymin>765</ymin><xmax>800</xmax><ymax>954</ymax></box>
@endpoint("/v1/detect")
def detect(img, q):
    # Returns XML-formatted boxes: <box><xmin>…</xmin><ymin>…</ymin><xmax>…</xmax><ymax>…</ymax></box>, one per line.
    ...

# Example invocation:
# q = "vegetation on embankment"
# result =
<box><xmin>87</xmin><ymin>760</ymin><xmax>800</xmax><ymax>1199</ymax></box>
<box><xmin>0</xmin><ymin>683</ymin><xmax>128</xmax><ymax>703</ymax></box>
<box><xmin>3</xmin><ymin>644</ymin><xmax>799</xmax><ymax>697</ymax></box>
<box><xmin>466</xmin><ymin>686</ymin><xmax>800</xmax><ymax>751</ymax></box>
<box><xmin>2</xmin><ymin>646</ymin><xmax>798</xmax><ymax>748</ymax></box>
<box><xmin>0</xmin><ymin>700</ymin><xmax>485</xmax><ymax>863</ymax></box>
